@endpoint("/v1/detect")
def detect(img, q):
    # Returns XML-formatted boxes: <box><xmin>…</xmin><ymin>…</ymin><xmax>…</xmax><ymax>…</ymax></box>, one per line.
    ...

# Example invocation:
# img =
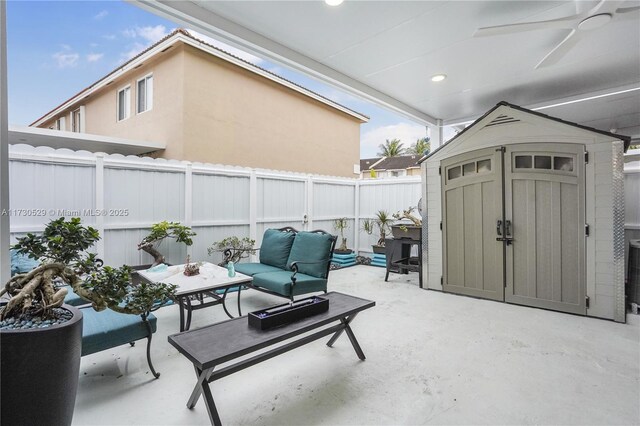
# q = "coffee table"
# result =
<box><xmin>138</xmin><ymin>262</ymin><xmax>252</xmax><ymax>331</ymax></box>
<box><xmin>168</xmin><ymin>291</ymin><xmax>375</xmax><ymax>425</ymax></box>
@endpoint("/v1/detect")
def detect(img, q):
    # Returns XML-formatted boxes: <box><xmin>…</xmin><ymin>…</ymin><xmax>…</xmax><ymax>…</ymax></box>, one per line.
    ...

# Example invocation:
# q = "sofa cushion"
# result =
<box><xmin>252</xmin><ymin>271</ymin><xmax>327</xmax><ymax>297</ymax></box>
<box><xmin>10</xmin><ymin>249</ymin><xmax>39</xmax><ymax>276</ymax></box>
<box><xmin>286</xmin><ymin>232</ymin><xmax>334</xmax><ymax>278</ymax></box>
<box><xmin>259</xmin><ymin>229</ymin><xmax>295</xmax><ymax>269</ymax></box>
<box><xmin>81</xmin><ymin>308</ymin><xmax>157</xmax><ymax>356</ymax></box>
<box><xmin>234</xmin><ymin>262</ymin><xmax>283</xmax><ymax>277</ymax></box>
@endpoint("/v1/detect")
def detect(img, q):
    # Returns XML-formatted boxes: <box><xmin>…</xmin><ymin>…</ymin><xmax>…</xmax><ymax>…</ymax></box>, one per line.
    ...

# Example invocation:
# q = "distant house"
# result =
<box><xmin>31</xmin><ymin>29</ymin><xmax>368</xmax><ymax>177</ymax></box>
<box><xmin>359</xmin><ymin>155</ymin><xmax>421</xmax><ymax>178</ymax></box>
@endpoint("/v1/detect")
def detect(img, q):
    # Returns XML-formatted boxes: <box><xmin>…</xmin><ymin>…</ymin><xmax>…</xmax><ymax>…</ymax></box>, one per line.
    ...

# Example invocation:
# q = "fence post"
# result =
<box><xmin>306</xmin><ymin>176</ymin><xmax>313</xmax><ymax>231</ymax></box>
<box><xmin>95</xmin><ymin>154</ymin><xmax>105</xmax><ymax>260</ymax></box>
<box><xmin>0</xmin><ymin>2</ymin><xmax>9</xmax><ymax>283</ymax></box>
<box><xmin>184</xmin><ymin>162</ymin><xmax>193</xmax><ymax>258</ymax></box>
<box><xmin>354</xmin><ymin>180</ymin><xmax>360</xmax><ymax>255</ymax></box>
<box><xmin>249</xmin><ymin>170</ymin><xmax>257</xmax><ymax>261</ymax></box>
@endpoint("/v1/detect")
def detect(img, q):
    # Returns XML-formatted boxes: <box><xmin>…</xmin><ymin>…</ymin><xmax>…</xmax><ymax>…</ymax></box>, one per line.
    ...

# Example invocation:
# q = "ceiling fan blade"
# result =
<box><xmin>616</xmin><ymin>6</ymin><xmax>640</xmax><ymax>13</ymax></box>
<box><xmin>589</xmin><ymin>0</ymin><xmax>625</xmax><ymax>15</ymax></box>
<box><xmin>535</xmin><ymin>29</ymin><xmax>582</xmax><ymax>69</ymax></box>
<box><xmin>474</xmin><ymin>15</ymin><xmax>579</xmax><ymax>37</ymax></box>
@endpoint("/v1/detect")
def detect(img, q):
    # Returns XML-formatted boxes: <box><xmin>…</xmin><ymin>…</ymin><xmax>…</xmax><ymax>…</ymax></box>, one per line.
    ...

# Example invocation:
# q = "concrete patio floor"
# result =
<box><xmin>73</xmin><ymin>265</ymin><xmax>640</xmax><ymax>425</ymax></box>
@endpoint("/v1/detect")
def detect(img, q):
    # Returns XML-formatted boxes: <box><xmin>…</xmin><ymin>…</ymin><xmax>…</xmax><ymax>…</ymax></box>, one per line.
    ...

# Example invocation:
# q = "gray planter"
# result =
<box><xmin>372</xmin><ymin>245</ymin><xmax>386</xmax><ymax>254</ymax></box>
<box><xmin>1</xmin><ymin>304</ymin><xmax>83</xmax><ymax>426</ymax></box>
<box><xmin>391</xmin><ymin>224</ymin><xmax>422</xmax><ymax>240</ymax></box>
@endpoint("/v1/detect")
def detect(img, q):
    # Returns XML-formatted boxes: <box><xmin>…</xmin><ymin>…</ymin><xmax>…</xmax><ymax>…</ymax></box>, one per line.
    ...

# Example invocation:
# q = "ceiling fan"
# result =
<box><xmin>474</xmin><ymin>0</ymin><xmax>640</xmax><ymax>69</ymax></box>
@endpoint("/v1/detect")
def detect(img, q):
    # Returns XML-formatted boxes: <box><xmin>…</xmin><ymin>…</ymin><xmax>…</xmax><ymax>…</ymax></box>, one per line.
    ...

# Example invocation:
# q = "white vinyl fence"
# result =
<box><xmin>8</xmin><ymin>145</ymin><xmax>421</xmax><ymax>267</ymax></box>
<box><xmin>9</xmin><ymin>144</ymin><xmax>639</xmax><ymax>269</ymax></box>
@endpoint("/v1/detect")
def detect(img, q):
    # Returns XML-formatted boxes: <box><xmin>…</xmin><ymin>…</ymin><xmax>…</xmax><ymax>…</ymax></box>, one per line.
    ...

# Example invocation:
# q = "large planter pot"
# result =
<box><xmin>391</xmin><ymin>224</ymin><xmax>422</xmax><ymax>240</ymax></box>
<box><xmin>1</xmin><ymin>304</ymin><xmax>83</xmax><ymax>426</ymax></box>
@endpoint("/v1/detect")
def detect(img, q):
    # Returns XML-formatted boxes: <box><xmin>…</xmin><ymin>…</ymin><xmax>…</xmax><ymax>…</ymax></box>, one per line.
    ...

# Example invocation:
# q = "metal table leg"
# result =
<box><xmin>178</xmin><ymin>297</ymin><xmax>187</xmax><ymax>332</ymax></box>
<box><xmin>326</xmin><ymin>313</ymin><xmax>365</xmax><ymax>360</ymax></box>
<box><xmin>185</xmin><ymin>297</ymin><xmax>194</xmax><ymax>331</ymax></box>
<box><xmin>187</xmin><ymin>366</ymin><xmax>221</xmax><ymax>425</ymax></box>
<box><xmin>221</xmin><ymin>288</ymin><xmax>233</xmax><ymax>319</ymax></box>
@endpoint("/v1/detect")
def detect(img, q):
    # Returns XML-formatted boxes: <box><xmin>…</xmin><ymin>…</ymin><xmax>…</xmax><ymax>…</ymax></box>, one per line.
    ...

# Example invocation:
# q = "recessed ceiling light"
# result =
<box><xmin>325</xmin><ymin>0</ymin><xmax>344</xmax><ymax>6</ymax></box>
<box><xmin>431</xmin><ymin>74</ymin><xmax>446</xmax><ymax>82</ymax></box>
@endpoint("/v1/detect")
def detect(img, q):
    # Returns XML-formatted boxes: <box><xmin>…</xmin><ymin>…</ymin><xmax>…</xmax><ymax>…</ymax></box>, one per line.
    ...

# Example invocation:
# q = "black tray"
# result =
<box><xmin>248</xmin><ymin>296</ymin><xmax>329</xmax><ymax>330</ymax></box>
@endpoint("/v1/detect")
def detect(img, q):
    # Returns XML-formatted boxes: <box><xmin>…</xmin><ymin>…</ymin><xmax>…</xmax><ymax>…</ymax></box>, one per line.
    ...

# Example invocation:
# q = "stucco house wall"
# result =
<box><xmin>36</xmin><ymin>33</ymin><xmax>365</xmax><ymax>178</ymax></box>
<box><xmin>181</xmin><ymin>45</ymin><xmax>361</xmax><ymax>177</ymax></box>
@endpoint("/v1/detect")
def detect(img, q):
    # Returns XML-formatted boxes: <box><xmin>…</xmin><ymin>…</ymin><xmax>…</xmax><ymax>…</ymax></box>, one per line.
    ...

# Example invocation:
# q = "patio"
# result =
<box><xmin>1</xmin><ymin>2</ymin><xmax>639</xmax><ymax>426</ymax></box>
<box><xmin>73</xmin><ymin>265</ymin><xmax>640</xmax><ymax>425</ymax></box>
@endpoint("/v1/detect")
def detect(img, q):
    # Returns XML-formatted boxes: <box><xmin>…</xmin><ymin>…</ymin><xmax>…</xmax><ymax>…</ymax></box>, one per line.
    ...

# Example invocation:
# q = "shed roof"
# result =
<box><xmin>419</xmin><ymin>101</ymin><xmax>631</xmax><ymax>164</ymax></box>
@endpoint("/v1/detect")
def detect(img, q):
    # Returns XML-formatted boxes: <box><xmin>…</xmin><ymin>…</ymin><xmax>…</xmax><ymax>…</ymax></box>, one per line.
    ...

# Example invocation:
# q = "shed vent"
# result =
<box><xmin>485</xmin><ymin>114</ymin><xmax>520</xmax><ymax>127</ymax></box>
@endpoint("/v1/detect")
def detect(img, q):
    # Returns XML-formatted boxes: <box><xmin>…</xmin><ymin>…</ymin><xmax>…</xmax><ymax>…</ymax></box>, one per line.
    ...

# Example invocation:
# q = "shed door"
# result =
<box><xmin>504</xmin><ymin>144</ymin><xmax>586</xmax><ymax>314</ymax></box>
<box><xmin>442</xmin><ymin>148</ymin><xmax>504</xmax><ymax>301</ymax></box>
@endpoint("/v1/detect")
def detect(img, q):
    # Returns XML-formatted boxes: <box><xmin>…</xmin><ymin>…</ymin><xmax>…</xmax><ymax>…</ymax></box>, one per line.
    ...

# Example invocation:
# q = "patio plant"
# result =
<box><xmin>363</xmin><ymin>210</ymin><xmax>394</xmax><ymax>253</ymax></box>
<box><xmin>392</xmin><ymin>206</ymin><xmax>422</xmax><ymax>240</ymax></box>
<box><xmin>2</xmin><ymin>217</ymin><xmax>177</xmax><ymax>320</ymax></box>
<box><xmin>208</xmin><ymin>236</ymin><xmax>256</xmax><ymax>266</ymax></box>
<box><xmin>333</xmin><ymin>217</ymin><xmax>352</xmax><ymax>254</ymax></box>
<box><xmin>1</xmin><ymin>217</ymin><xmax>176</xmax><ymax>426</ymax></box>
<box><xmin>138</xmin><ymin>221</ymin><xmax>196</xmax><ymax>267</ymax></box>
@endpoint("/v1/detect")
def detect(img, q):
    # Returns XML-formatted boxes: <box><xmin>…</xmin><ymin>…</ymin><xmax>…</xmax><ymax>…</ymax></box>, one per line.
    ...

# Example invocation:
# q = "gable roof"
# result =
<box><xmin>418</xmin><ymin>101</ymin><xmax>631</xmax><ymax>164</ymax></box>
<box><xmin>374</xmin><ymin>155</ymin><xmax>421</xmax><ymax>170</ymax></box>
<box><xmin>31</xmin><ymin>29</ymin><xmax>369</xmax><ymax>126</ymax></box>
<box><xmin>360</xmin><ymin>157</ymin><xmax>383</xmax><ymax>171</ymax></box>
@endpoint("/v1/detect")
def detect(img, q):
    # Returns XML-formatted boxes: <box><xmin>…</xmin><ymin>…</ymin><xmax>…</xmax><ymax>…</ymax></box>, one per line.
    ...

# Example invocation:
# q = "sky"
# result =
<box><xmin>6</xmin><ymin>0</ymin><xmax>429</xmax><ymax>158</ymax></box>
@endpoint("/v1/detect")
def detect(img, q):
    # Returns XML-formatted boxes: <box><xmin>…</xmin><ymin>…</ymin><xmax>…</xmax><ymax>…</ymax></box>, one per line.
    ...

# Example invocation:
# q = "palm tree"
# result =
<box><xmin>407</xmin><ymin>137</ymin><xmax>430</xmax><ymax>156</ymax></box>
<box><xmin>377</xmin><ymin>138</ymin><xmax>405</xmax><ymax>157</ymax></box>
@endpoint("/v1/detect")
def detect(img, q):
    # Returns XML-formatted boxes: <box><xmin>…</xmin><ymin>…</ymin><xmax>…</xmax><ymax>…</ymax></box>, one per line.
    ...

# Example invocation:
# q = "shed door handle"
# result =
<box><xmin>496</xmin><ymin>220</ymin><xmax>502</xmax><ymax>236</ymax></box>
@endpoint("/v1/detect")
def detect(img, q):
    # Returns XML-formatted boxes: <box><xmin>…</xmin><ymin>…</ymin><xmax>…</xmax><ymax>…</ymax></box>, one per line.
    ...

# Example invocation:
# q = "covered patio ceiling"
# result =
<box><xmin>134</xmin><ymin>0</ymin><xmax>640</xmax><ymax>138</ymax></box>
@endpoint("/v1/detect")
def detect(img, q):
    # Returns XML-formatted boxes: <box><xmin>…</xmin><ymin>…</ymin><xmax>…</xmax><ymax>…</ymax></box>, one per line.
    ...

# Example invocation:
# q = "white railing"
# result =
<box><xmin>8</xmin><ymin>144</ymin><xmax>421</xmax><ymax>266</ymax></box>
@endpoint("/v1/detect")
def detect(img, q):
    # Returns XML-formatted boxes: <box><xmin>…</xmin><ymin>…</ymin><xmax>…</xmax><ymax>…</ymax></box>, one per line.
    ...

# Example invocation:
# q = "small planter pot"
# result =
<box><xmin>334</xmin><ymin>249</ymin><xmax>353</xmax><ymax>255</ymax></box>
<box><xmin>391</xmin><ymin>224</ymin><xmax>422</xmax><ymax>240</ymax></box>
<box><xmin>372</xmin><ymin>245</ymin><xmax>386</xmax><ymax>254</ymax></box>
<box><xmin>1</xmin><ymin>304</ymin><xmax>83</xmax><ymax>426</ymax></box>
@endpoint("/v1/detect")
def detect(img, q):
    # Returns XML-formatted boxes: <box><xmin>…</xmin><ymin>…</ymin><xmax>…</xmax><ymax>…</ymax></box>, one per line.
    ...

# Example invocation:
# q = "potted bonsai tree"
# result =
<box><xmin>391</xmin><ymin>206</ymin><xmax>422</xmax><ymax>240</ymax></box>
<box><xmin>362</xmin><ymin>210</ymin><xmax>394</xmax><ymax>254</ymax></box>
<box><xmin>137</xmin><ymin>221</ymin><xmax>196</xmax><ymax>268</ymax></box>
<box><xmin>208</xmin><ymin>236</ymin><xmax>256</xmax><ymax>266</ymax></box>
<box><xmin>1</xmin><ymin>217</ymin><xmax>176</xmax><ymax>426</ymax></box>
<box><xmin>333</xmin><ymin>217</ymin><xmax>352</xmax><ymax>254</ymax></box>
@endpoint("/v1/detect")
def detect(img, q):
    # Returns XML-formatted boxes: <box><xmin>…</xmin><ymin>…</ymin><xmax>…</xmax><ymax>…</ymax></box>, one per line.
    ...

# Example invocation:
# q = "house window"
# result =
<box><xmin>50</xmin><ymin>117</ymin><xmax>65</xmax><ymax>131</ymax></box>
<box><xmin>137</xmin><ymin>74</ymin><xmax>153</xmax><ymax>114</ymax></box>
<box><xmin>56</xmin><ymin>117</ymin><xmax>65</xmax><ymax>131</ymax></box>
<box><xmin>71</xmin><ymin>108</ymin><xmax>82</xmax><ymax>133</ymax></box>
<box><xmin>117</xmin><ymin>86</ymin><xmax>131</xmax><ymax>121</ymax></box>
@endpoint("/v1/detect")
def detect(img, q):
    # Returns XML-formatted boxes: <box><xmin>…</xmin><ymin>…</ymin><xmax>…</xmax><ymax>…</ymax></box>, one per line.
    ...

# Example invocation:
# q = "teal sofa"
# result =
<box><xmin>79</xmin><ymin>306</ymin><xmax>160</xmax><ymax>377</ymax></box>
<box><xmin>64</xmin><ymin>285</ymin><xmax>162</xmax><ymax>378</ymax></box>
<box><xmin>234</xmin><ymin>227</ymin><xmax>337</xmax><ymax>301</ymax></box>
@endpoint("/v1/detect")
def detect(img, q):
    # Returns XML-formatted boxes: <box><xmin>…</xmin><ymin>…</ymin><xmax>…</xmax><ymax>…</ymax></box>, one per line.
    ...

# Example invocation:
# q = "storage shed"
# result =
<box><xmin>420</xmin><ymin>102</ymin><xmax>631</xmax><ymax>322</ymax></box>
